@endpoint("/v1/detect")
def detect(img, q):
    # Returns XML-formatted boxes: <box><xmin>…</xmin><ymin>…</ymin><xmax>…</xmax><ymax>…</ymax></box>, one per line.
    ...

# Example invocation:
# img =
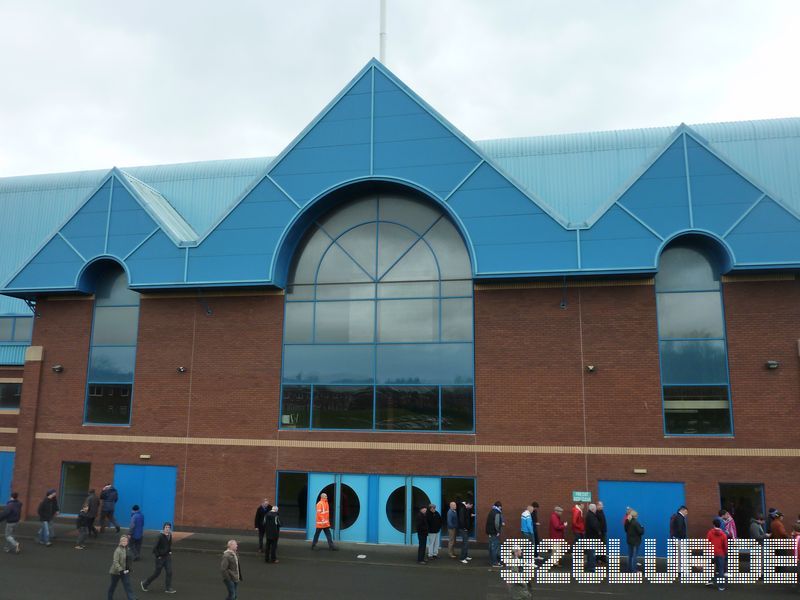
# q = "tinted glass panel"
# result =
<box><xmin>95</xmin><ymin>269</ymin><xmax>140</xmax><ymax>306</ymax></box>
<box><xmin>377</xmin><ymin>223</ymin><xmax>419</xmax><ymax>277</ymax></box>
<box><xmin>283</xmin><ymin>303</ymin><xmax>313</xmax><ymax>343</ymax></box>
<box><xmin>91</xmin><ymin>307</ymin><xmax>140</xmax><ymax>345</ymax></box>
<box><xmin>656</xmin><ymin>245</ymin><xmax>720</xmax><ymax>292</ymax></box>
<box><xmin>381</xmin><ymin>241</ymin><xmax>438</xmax><ymax>282</ymax></box>
<box><xmin>85</xmin><ymin>384</ymin><xmax>132</xmax><ymax>424</ymax></box>
<box><xmin>441</xmin><ymin>298</ymin><xmax>473</xmax><ymax>341</ymax></box>
<box><xmin>60</xmin><ymin>462</ymin><xmax>91</xmax><ymax>514</ymax></box>
<box><xmin>377</xmin><ymin>299</ymin><xmax>438</xmax><ymax>342</ymax></box>
<box><xmin>282</xmin><ymin>345</ymin><xmax>374</xmax><ymax>384</ymax></box>
<box><xmin>441</xmin><ymin>386</ymin><xmax>473</xmax><ymax>431</ymax></box>
<box><xmin>441</xmin><ymin>478</ymin><xmax>476</xmax><ymax>536</ymax></box>
<box><xmin>281</xmin><ymin>385</ymin><xmax>310</xmax><ymax>428</ymax></box>
<box><xmin>660</xmin><ymin>340</ymin><xmax>728</xmax><ymax>385</ymax></box>
<box><xmin>656</xmin><ymin>292</ymin><xmax>724</xmax><ymax>339</ymax></box>
<box><xmin>290</xmin><ymin>226</ymin><xmax>332</xmax><ymax>285</ymax></box>
<box><xmin>337</xmin><ymin>224</ymin><xmax>377</xmax><ymax>278</ymax></box>
<box><xmin>378</xmin><ymin>281</ymin><xmax>439</xmax><ymax>299</ymax></box>
<box><xmin>0</xmin><ymin>319</ymin><xmax>11</xmax><ymax>341</ymax></box>
<box><xmin>318</xmin><ymin>196</ymin><xmax>377</xmax><ymax>238</ymax></box>
<box><xmin>379</xmin><ymin>195</ymin><xmax>440</xmax><ymax>234</ymax></box>
<box><xmin>317</xmin><ymin>244</ymin><xmax>372</xmax><ymax>284</ymax></box>
<box><xmin>12</xmin><ymin>317</ymin><xmax>33</xmax><ymax>341</ymax></box>
<box><xmin>664</xmin><ymin>387</ymin><xmax>731</xmax><ymax>434</ymax></box>
<box><xmin>315</xmin><ymin>283</ymin><xmax>375</xmax><ymax>300</ymax></box>
<box><xmin>286</xmin><ymin>284</ymin><xmax>314</xmax><ymax>300</ymax></box>
<box><xmin>377</xmin><ymin>344</ymin><xmax>473</xmax><ymax>385</ymax></box>
<box><xmin>0</xmin><ymin>383</ymin><xmax>21</xmax><ymax>409</ymax></box>
<box><xmin>314</xmin><ymin>301</ymin><xmax>375</xmax><ymax>343</ymax></box>
<box><xmin>277</xmin><ymin>472</ymin><xmax>308</xmax><ymax>529</ymax></box>
<box><xmin>441</xmin><ymin>280</ymin><xmax>473</xmax><ymax>297</ymax></box>
<box><xmin>88</xmin><ymin>347</ymin><xmax>136</xmax><ymax>383</ymax></box>
<box><xmin>375</xmin><ymin>386</ymin><xmax>438</xmax><ymax>430</ymax></box>
<box><xmin>386</xmin><ymin>486</ymin><xmax>431</xmax><ymax>533</ymax></box>
<box><xmin>312</xmin><ymin>386</ymin><xmax>373</xmax><ymax>429</ymax></box>
<box><xmin>424</xmin><ymin>218</ymin><xmax>472</xmax><ymax>280</ymax></box>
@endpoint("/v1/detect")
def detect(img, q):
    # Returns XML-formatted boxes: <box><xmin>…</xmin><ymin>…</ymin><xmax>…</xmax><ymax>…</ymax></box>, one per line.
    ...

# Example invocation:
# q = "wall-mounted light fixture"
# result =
<box><xmin>586</xmin><ymin>365</ymin><xmax>596</xmax><ymax>373</ymax></box>
<box><xmin>633</xmin><ymin>468</ymin><xmax>648</xmax><ymax>475</ymax></box>
<box><xmin>51</xmin><ymin>364</ymin><xmax>64</xmax><ymax>373</ymax></box>
<box><xmin>765</xmin><ymin>360</ymin><xmax>780</xmax><ymax>370</ymax></box>
<box><xmin>176</xmin><ymin>366</ymin><xmax>187</xmax><ymax>373</ymax></box>
<box><xmin>139</xmin><ymin>454</ymin><xmax>151</xmax><ymax>460</ymax></box>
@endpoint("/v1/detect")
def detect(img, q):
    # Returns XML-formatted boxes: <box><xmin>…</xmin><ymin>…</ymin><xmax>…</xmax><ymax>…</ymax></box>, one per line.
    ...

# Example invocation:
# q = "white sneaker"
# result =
<box><xmin>466</xmin><ymin>556</ymin><xmax>473</xmax><ymax>561</ymax></box>
<box><xmin>461</xmin><ymin>559</ymin><xmax>468</xmax><ymax>564</ymax></box>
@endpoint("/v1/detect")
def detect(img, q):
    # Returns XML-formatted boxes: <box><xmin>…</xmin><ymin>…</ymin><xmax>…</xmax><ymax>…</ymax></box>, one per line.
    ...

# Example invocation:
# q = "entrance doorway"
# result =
<box><xmin>719</xmin><ymin>483</ymin><xmax>765</xmax><ymax>538</ymax></box>
<box><xmin>60</xmin><ymin>462</ymin><xmax>91</xmax><ymax>514</ymax></box>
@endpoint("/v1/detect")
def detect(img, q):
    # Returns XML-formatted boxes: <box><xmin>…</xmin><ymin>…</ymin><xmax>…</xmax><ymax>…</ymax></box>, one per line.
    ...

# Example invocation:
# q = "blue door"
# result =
<box><xmin>113</xmin><ymin>465</ymin><xmax>177</xmax><ymax>531</ymax></box>
<box><xmin>0</xmin><ymin>451</ymin><xmax>13</xmax><ymax>503</ymax></box>
<box><xmin>378</xmin><ymin>475</ymin><xmax>406</xmax><ymax>544</ymax></box>
<box><xmin>306</xmin><ymin>473</ymin><xmax>335</xmax><ymax>540</ymax></box>
<box><xmin>598</xmin><ymin>480</ymin><xmax>685</xmax><ymax>557</ymax></box>
<box><xmin>338</xmin><ymin>474</ymin><xmax>368</xmax><ymax>543</ymax></box>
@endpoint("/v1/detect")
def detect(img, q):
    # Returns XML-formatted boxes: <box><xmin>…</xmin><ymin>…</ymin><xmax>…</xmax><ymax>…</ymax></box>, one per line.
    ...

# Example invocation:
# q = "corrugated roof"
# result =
<box><xmin>0</xmin><ymin>344</ymin><xmax>26</xmax><ymax>365</ymax></box>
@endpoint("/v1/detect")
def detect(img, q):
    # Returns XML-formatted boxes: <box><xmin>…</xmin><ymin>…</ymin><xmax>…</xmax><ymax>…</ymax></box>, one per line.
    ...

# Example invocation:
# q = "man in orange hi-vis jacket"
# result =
<box><xmin>311</xmin><ymin>493</ymin><xmax>338</xmax><ymax>551</ymax></box>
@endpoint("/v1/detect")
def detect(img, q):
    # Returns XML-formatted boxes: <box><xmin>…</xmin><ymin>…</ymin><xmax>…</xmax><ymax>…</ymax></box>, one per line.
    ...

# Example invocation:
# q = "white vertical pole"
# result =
<box><xmin>379</xmin><ymin>0</ymin><xmax>387</xmax><ymax>63</ymax></box>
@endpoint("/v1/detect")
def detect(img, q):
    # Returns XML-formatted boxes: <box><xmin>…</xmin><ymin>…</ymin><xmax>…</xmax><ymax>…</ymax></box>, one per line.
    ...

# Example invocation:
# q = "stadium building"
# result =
<box><xmin>1</xmin><ymin>60</ymin><xmax>799</xmax><ymax>550</ymax></box>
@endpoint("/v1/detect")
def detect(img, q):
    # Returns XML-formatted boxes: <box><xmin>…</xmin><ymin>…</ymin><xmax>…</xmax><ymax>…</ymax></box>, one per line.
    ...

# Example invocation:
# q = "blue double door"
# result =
<box><xmin>306</xmin><ymin>473</ymin><xmax>441</xmax><ymax>545</ymax></box>
<box><xmin>0</xmin><ymin>451</ymin><xmax>13</xmax><ymax>503</ymax></box>
<box><xmin>113</xmin><ymin>464</ymin><xmax>177</xmax><ymax>531</ymax></box>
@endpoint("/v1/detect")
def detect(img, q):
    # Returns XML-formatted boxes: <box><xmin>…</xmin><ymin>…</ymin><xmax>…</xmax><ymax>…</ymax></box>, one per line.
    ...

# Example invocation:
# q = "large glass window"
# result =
<box><xmin>0</xmin><ymin>383</ymin><xmax>22</xmax><ymax>410</ymax></box>
<box><xmin>0</xmin><ymin>316</ymin><xmax>33</xmax><ymax>342</ymax></box>
<box><xmin>281</xmin><ymin>192</ymin><xmax>474</xmax><ymax>431</ymax></box>
<box><xmin>84</xmin><ymin>264</ymin><xmax>139</xmax><ymax>425</ymax></box>
<box><xmin>656</xmin><ymin>241</ymin><xmax>732</xmax><ymax>435</ymax></box>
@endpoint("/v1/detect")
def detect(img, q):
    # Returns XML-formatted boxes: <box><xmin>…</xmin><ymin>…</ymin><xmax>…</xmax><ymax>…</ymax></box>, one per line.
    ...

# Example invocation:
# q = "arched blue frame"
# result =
<box><xmin>656</xmin><ymin>237</ymin><xmax>733</xmax><ymax>436</ymax></box>
<box><xmin>83</xmin><ymin>261</ymin><xmax>140</xmax><ymax>426</ymax></box>
<box><xmin>280</xmin><ymin>190</ymin><xmax>475</xmax><ymax>432</ymax></box>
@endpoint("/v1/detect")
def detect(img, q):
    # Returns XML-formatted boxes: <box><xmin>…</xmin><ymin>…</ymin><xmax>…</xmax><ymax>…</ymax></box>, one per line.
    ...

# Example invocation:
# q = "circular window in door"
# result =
<box><xmin>386</xmin><ymin>486</ymin><xmax>431</xmax><ymax>533</ymax></box>
<box><xmin>318</xmin><ymin>484</ymin><xmax>360</xmax><ymax>530</ymax></box>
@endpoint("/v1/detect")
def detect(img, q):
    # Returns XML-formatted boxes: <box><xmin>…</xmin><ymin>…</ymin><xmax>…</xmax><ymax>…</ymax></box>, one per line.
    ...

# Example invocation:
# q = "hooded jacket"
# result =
<box><xmin>707</xmin><ymin>527</ymin><xmax>728</xmax><ymax>557</ymax></box>
<box><xmin>520</xmin><ymin>510</ymin><xmax>534</xmax><ymax>535</ymax></box>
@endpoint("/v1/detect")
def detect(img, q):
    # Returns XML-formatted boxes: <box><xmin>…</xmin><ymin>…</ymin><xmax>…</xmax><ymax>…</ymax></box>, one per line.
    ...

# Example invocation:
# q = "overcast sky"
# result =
<box><xmin>1</xmin><ymin>0</ymin><xmax>798</xmax><ymax>177</ymax></box>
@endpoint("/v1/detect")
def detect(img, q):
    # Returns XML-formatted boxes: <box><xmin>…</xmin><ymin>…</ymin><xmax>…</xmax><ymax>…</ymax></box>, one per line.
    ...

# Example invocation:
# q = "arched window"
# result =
<box><xmin>656</xmin><ymin>239</ymin><xmax>731</xmax><ymax>435</ymax></box>
<box><xmin>281</xmin><ymin>192</ymin><xmax>474</xmax><ymax>431</ymax></box>
<box><xmin>84</xmin><ymin>263</ymin><xmax>140</xmax><ymax>425</ymax></box>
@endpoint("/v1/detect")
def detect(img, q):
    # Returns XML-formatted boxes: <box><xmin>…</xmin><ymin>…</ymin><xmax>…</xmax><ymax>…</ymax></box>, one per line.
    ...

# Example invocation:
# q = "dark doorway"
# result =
<box><xmin>719</xmin><ymin>483</ymin><xmax>765</xmax><ymax>538</ymax></box>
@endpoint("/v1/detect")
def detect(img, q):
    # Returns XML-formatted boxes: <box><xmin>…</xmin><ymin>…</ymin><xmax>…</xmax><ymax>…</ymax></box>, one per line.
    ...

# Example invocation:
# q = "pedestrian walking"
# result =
<box><xmin>74</xmin><ymin>504</ymin><xmax>91</xmax><ymax>549</ymax></box>
<box><xmin>108</xmin><ymin>535</ymin><xmax>136</xmax><ymax>600</ymax></box>
<box><xmin>100</xmin><ymin>483</ymin><xmax>121</xmax><ymax>533</ymax></box>
<box><xmin>254</xmin><ymin>498</ymin><xmax>272</xmax><ymax>552</ymax></box>
<box><xmin>141</xmin><ymin>522</ymin><xmax>176</xmax><ymax>594</ymax></box>
<box><xmin>426</xmin><ymin>503</ymin><xmax>442</xmax><ymax>560</ymax></box>
<box><xmin>0</xmin><ymin>491</ymin><xmax>22</xmax><ymax>553</ymax></box>
<box><xmin>221</xmin><ymin>539</ymin><xmax>242</xmax><ymax>600</ymax></box>
<box><xmin>670</xmin><ymin>505</ymin><xmax>688</xmax><ymax>572</ymax></box>
<box><xmin>765</xmin><ymin>507</ymin><xmax>777</xmax><ymax>537</ymax></box>
<box><xmin>549</xmin><ymin>506</ymin><xmax>566</xmax><ymax>539</ymax></box>
<box><xmin>571</xmin><ymin>502</ymin><xmax>585</xmax><ymax>542</ymax></box>
<box><xmin>446</xmin><ymin>501</ymin><xmax>458</xmax><ymax>558</ymax></box>
<box><xmin>506</xmin><ymin>546</ymin><xmax>533</xmax><ymax>600</ymax></box>
<box><xmin>129</xmin><ymin>505</ymin><xmax>145</xmax><ymax>560</ymax></box>
<box><xmin>585</xmin><ymin>503</ymin><xmax>601</xmax><ymax>572</ymax></box>
<box><xmin>457</xmin><ymin>495</ymin><xmax>474</xmax><ymax>564</ymax></box>
<box><xmin>749</xmin><ymin>513</ymin><xmax>767</xmax><ymax>543</ymax></box>
<box><xmin>521</xmin><ymin>505</ymin><xmax>535</xmax><ymax>546</ymax></box>
<box><xmin>311</xmin><ymin>492</ymin><xmax>337</xmax><ymax>550</ymax></box>
<box><xmin>706</xmin><ymin>518</ymin><xmax>728</xmax><ymax>590</ymax></box>
<box><xmin>770</xmin><ymin>510</ymin><xmax>788</xmax><ymax>538</ymax></box>
<box><xmin>85</xmin><ymin>489</ymin><xmax>100</xmax><ymax>538</ymax></box>
<box><xmin>416</xmin><ymin>506</ymin><xmax>429</xmax><ymax>564</ymax></box>
<box><xmin>530</xmin><ymin>502</ymin><xmax>540</xmax><ymax>553</ymax></box>
<box><xmin>624</xmin><ymin>509</ymin><xmax>644</xmax><ymax>573</ymax></box>
<box><xmin>486</xmin><ymin>501</ymin><xmax>505</xmax><ymax>567</ymax></box>
<box><xmin>596</xmin><ymin>500</ymin><xmax>608</xmax><ymax>565</ymax></box>
<box><xmin>264</xmin><ymin>506</ymin><xmax>280</xmax><ymax>564</ymax></box>
<box><xmin>37</xmin><ymin>488</ymin><xmax>59</xmax><ymax>546</ymax></box>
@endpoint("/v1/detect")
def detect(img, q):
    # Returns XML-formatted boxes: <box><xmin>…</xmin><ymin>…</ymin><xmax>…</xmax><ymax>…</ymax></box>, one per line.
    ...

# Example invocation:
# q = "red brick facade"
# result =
<box><xmin>5</xmin><ymin>276</ymin><xmax>800</xmax><ymax>540</ymax></box>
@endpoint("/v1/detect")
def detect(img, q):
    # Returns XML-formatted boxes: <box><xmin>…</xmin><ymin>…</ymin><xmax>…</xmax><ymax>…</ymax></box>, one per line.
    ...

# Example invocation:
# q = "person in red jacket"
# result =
<box><xmin>706</xmin><ymin>518</ymin><xmax>728</xmax><ymax>590</ymax></box>
<box><xmin>549</xmin><ymin>506</ymin><xmax>566</xmax><ymax>539</ymax></box>
<box><xmin>571</xmin><ymin>503</ymin><xmax>586</xmax><ymax>541</ymax></box>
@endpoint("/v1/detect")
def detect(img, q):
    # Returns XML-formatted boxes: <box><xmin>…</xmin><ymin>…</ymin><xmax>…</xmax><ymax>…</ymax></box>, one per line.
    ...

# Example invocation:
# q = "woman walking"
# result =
<box><xmin>108</xmin><ymin>535</ymin><xmax>135</xmax><ymax>600</ymax></box>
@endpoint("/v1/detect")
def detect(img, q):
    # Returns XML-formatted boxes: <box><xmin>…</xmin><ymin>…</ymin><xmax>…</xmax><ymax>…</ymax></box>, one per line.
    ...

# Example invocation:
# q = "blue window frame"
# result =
<box><xmin>84</xmin><ymin>264</ymin><xmax>140</xmax><ymax>425</ymax></box>
<box><xmin>656</xmin><ymin>241</ymin><xmax>732</xmax><ymax>435</ymax></box>
<box><xmin>281</xmin><ymin>192</ymin><xmax>474</xmax><ymax>432</ymax></box>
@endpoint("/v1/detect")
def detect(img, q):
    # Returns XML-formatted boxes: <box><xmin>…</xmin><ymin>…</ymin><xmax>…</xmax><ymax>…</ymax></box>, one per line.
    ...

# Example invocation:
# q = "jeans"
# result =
<box><xmin>224</xmin><ymin>579</ymin><xmax>238</xmax><ymax>600</ymax></box>
<box><xmin>4</xmin><ymin>522</ymin><xmax>19</xmax><ymax>551</ymax></box>
<box><xmin>108</xmin><ymin>572</ymin><xmax>135</xmax><ymax>600</ymax></box>
<box><xmin>417</xmin><ymin>532</ymin><xmax>428</xmax><ymax>562</ymax></box>
<box><xmin>627</xmin><ymin>544</ymin><xmax>639</xmax><ymax>572</ymax></box>
<box><xmin>713</xmin><ymin>555</ymin><xmax>727</xmax><ymax>588</ymax></box>
<box><xmin>312</xmin><ymin>527</ymin><xmax>334</xmax><ymax>548</ymax></box>
<box><xmin>585</xmin><ymin>549</ymin><xmax>596</xmax><ymax>573</ymax></box>
<box><xmin>143</xmin><ymin>555</ymin><xmax>172</xmax><ymax>590</ymax></box>
<box><xmin>257</xmin><ymin>526</ymin><xmax>266</xmax><ymax>550</ymax></box>
<box><xmin>488</xmin><ymin>534</ymin><xmax>500</xmax><ymax>565</ymax></box>
<box><xmin>37</xmin><ymin>520</ymin><xmax>52</xmax><ymax>544</ymax></box>
<box><xmin>76</xmin><ymin>526</ymin><xmax>90</xmax><ymax>547</ymax></box>
<box><xmin>426</xmin><ymin>531</ymin><xmax>441</xmax><ymax>558</ymax></box>
<box><xmin>100</xmin><ymin>512</ymin><xmax>120</xmax><ymax>531</ymax></box>
<box><xmin>459</xmin><ymin>529</ymin><xmax>470</xmax><ymax>560</ymax></box>
<box><xmin>131</xmin><ymin>537</ymin><xmax>142</xmax><ymax>560</ymax></box>
<box><xmin>447</xmin><ymin>528</ymin><xmax>457</xmax><ymax>557</ymax></box>
<box><xmin>265</xmin><ymin>537</ymin><xmax>278</xmax><ymax>562</ymax></box>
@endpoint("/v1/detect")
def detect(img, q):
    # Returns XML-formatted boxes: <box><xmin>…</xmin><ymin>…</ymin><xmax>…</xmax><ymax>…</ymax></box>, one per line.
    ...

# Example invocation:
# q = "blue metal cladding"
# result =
<box><xmin>725</xmin><ymin>196</ymin><xmax>800</xmax><ymax>265</ymax></box>
<box><xmin>126</xmin><ymin>230</ymin><xmax>186</xmax><ymax>285</ymax></box>
<box><xmin>59</xmin><ymin>180</ymin><xmax>112</xmax><ymax>259</ymax></box>
<box><xmin>107</xmin><ymin>179</ymin><xmax>165</xmax><ymax>259</ymax></box>
<box><xmin>579</xmin><ymin>205</ymin><xmax>661</xmax><ymax>271</ymax></box>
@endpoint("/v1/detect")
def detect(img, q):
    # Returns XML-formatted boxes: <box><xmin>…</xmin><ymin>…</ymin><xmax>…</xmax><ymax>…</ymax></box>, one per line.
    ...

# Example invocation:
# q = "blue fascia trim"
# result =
<box><xmin>682</xmin><ymin>135</ymin><xmax>694</xmax><ymax>228</ymax></box>
<box><xmin>104</xmin><ymin>178</ymin><xmax>115</xmax><ymax>254</ymax></box>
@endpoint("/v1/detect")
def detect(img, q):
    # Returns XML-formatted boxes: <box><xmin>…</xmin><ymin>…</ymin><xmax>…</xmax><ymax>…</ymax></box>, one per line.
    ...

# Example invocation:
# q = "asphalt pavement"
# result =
<box><xmin>1</xmin><ymin>523</ymin><xmax>798</xmax><ymax>599</ymax></box>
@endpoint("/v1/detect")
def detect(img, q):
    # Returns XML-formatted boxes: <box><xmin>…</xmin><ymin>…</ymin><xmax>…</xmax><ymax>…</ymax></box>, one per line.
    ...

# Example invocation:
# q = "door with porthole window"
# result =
<box><xmin>378</xmin><ymin>475</ymin><xmax>441</xmax><ymax>544</ymax></box>
<box><xmin>305</xmin><ymin>473</ymin><xmax>368</xmax><ymax>543</ymax></box>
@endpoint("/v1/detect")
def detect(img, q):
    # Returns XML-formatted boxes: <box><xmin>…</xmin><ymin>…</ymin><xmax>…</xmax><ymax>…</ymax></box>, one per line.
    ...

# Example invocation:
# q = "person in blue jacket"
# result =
<box><xmin>129</xmin><ymin>505</ymin><xmax>145</xmax><ymax>560</ymax></box>
<box><xmin>100</xmin><ymin>483</ymin><xmax>121</xmax><ymax>533</ymax></box>
<box><xmin>521</xmin><ymin>504</ymin><xmax>535</xmax><ymax>548</ymax></box>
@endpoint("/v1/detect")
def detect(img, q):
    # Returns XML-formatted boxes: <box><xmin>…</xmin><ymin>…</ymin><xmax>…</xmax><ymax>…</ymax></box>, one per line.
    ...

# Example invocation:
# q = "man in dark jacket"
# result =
<box><xmin>584</xmin><ymin>503</ymin><xmax>602</xmax><ymax>573</ymax></box>
<box><xmin>84</xmin><ymin>489</ymin><xmax>100</xmax><ymax>538</ymax></box>
<box><xmin>596</xmin><ymin>500</ymin><xmax>608</xmax><ymax>565</ymax></box>
<box><xmin>129</xmin><ymin>505</ymin><xmax>145</xmax><ymax>560</ymax></box>
<box><xmin>253</xmin><ymin>498</ymin><xmax>272</xmax><ymax>552</ymax></box>
<box><xmin>485</xmin><ymin>501</ymin><xmax>505</xmax><ymax>567</ymax></box>
<box><xmin>141</xmin><ymin>522</ymin><xmax>176</xmax><ymax>593</ymax></box>
<box><xmin>37</xmin><ymin>489</ymin><xmax>59</xmax><ymax>546</ymax></box>
<box><xmin>1</xmin><ymin>491</ymin><xmax>22</xmax><ymax>553</ymax></box>
<box><xmin>670</xmin><ymin>505</ymin><xmax>688</xmax><ymax>539</ymax></box>
<box><xmin>457</xmin><ymin>497</ymin><xmax>474</xmax><ymax>563</ymax></box>
<box><xmin>100</xmin><ymin>483</ymin><xmax>120</xmax><ymax>533</ymax></box>
<box><xmin>415</xmin><ymin>506</ymin><xmax>429</xmax><ymax>564</ymax></box>
<box><xmin>426</xmin><ymin>503</ymin><xmax>442</xmax><ymax>560</ymax></box>
<box><xmin>264</xmin><ymin>506</ymin><xmax>281</xmax><ymax>564</ymax></box>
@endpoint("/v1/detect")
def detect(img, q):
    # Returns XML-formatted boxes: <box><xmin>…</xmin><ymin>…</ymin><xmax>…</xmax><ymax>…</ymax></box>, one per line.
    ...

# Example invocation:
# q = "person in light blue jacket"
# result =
<box><xmin>129</xmin><ymin>505</ymin><xmax>145</xmax><ymax>560</ymax></box>
<box><xmin>520</xmin><ymin>505</ymin><xmax>535</xmax><ymax>546</ymax></box>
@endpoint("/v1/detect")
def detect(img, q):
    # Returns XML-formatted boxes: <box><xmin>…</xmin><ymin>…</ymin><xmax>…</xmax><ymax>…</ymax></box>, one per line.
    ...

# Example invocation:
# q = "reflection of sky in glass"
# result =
<box><xmin>660</xmin><ymin>340</ymin><xmax>727</xmax><ymax>385</ymax></box>
<box><xmin>377</xmin><ymin>344</ymin><xmax>473</xmax><ymax>385</ymax></box>
<box><xmin>89</xmin><ymin>347</ymin><xmax>136</xmax><ymax>382</ymax></box>
<box><xmin>283</xmin><ymin>345</ymin><xmax>375</xmax><ymax>384</ymax></box>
